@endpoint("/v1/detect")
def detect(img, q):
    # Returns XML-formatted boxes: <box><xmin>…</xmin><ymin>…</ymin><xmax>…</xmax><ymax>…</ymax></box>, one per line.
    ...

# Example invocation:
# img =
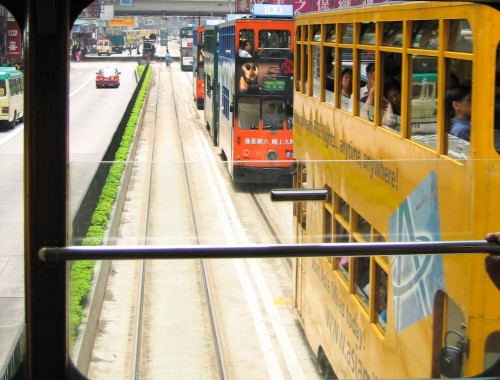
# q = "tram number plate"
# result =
<box><xmin>263</xmin><ymin>79</ymin><xmax>285</xmax><ymax>91</ymax></box>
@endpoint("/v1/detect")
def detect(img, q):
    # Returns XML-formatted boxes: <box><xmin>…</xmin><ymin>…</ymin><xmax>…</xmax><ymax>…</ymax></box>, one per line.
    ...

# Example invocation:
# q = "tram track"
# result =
<box><xmin>166</xmin><ymin>64</ymin><xmax>228</xmax><ymax>380</ymax></box>
<box><xmin>88</xmin><ymin>57</ymin><xmax>320</xmax><ymax>379</ymax></box>
<box><xmin>130</xmin><ymin>61</ymin><xmax>227</xmax><ymax>378</ymax></box>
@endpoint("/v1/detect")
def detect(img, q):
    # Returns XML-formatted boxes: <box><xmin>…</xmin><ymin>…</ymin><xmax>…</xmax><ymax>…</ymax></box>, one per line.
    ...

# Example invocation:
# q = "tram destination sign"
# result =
<box><xmin>251</xmin><ymin>4</ymin><xmax>294</xmax><ymax>18</ymax></box>
<box><xmin>263</xmin><ymin>79</ymin><xmax>286</xmax><ymax>91</ymax></box>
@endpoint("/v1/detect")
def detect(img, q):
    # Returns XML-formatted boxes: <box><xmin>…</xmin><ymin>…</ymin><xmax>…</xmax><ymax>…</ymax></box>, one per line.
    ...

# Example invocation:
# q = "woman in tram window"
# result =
<box><xmin>340</xmin><ymin>67</ymin><xmax>353</xmax><ymax>111</ymax></box>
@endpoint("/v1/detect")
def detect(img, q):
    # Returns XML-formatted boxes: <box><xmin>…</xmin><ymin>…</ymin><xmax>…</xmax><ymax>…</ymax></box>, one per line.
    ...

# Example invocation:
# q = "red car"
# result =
<box><xmin>96</xmin><ymin>67</ymin><xmax>120</xmax><ymax>88</ymax></box>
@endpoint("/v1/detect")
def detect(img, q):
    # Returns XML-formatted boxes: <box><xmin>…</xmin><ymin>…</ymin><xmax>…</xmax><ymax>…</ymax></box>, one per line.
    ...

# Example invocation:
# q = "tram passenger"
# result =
<box><xmin>382</xmin><ymin>78</ymin><xmax>402</xmax><ymax>128</ymax></box>
<box><xmin>445</xmin><ymin>85</ymin><xmax>471</xmax><ymax>141</ymax></box>
<box><xmin>360</xmin><ymin>62</ymin><xmax>375</xmax><ymax>102</ymax></box>
<box><xmin>239</xmin><ymin>40</ymin><xmax>253</xmax><ymax>58</ymax></box>
<box><xmin>340</xmin><ymin>67</ymin><xmax>353</xmax><ymax>111</ymax></box>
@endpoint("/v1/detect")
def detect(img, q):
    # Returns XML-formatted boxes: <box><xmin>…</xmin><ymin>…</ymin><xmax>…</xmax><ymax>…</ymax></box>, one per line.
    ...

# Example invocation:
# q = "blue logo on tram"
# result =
<box><xmin>389</xmin><ymin>171</ymin><xmax>444</xmax><ymax>332</ymax></box>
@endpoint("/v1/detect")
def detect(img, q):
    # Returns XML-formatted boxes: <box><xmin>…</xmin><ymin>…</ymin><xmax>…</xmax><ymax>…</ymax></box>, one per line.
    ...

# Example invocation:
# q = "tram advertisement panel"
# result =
<box><xmin>236</xmin><ymin>57</ymin><xmax>293</xmax><ymax>96</ymax></box>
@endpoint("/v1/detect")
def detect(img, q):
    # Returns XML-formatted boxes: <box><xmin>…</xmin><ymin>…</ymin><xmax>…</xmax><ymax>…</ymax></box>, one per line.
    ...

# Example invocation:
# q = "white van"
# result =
<box><xmin>97</xmin><ymin>39</ymin><xmax>112</xmax><ymax>56</ymax></box>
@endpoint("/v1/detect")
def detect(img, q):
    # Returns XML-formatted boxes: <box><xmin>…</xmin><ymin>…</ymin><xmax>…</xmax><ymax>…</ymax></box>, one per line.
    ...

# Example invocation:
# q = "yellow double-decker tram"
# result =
<box><xmin>292</xmin><ymin>1</ymin><xmax>500</xmax><ymax>378</ymax></box>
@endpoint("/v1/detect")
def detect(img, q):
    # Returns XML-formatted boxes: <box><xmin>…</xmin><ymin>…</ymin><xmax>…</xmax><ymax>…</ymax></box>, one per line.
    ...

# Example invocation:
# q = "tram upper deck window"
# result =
<box><xmin>359</xmin><ymin>22</ymin><xmax>376</xmax><ymax>45</ymax></box>
<box><xmin>325</xmin><ymin>24</ymin><xmax>336</xmax><ymax>43</ymax></box>
<box><xmin>312</xmin><ymin>25</ymin><xmax>321</xmax><ymax>42</ymax></box>
<box><xmin>409</xmin><ymin>56</ymin><xmax>439</xmax><ymax>146</ymax></box>
<box><xmin>324</xmin><ymin>46</ymin><xmax>335</xmax><ymax>105</ymax></box>
<box><xmin>239</xmin><ymin>29</ymin><xmax>255</xmax><ymax>56</ymax></box>
<box><xmin>339</xmin><ymin>49</ymin><xmax>353</xmax><ymax>112</ymax></box>
<box><xmin>383</xmin><ymin>21</ymin><xmax>403</xmax><ymax>47</ymax></box>
<box><xmin>411</xmin><ymin>20</ymin><xmax>439</xmax><ymax>50</ymax></box>
<box><xmin>313</xmin><ymin>46</ymin><xmax>321</xmax><ymax>99</ymax></box>
<box><xmin>340</xmin><ymin>23</ymin><xmax>353</xmax><ymax>44</ymax></box>
<box><xmin>446</xmin><ymin>58</ymin><xmax>472</xmax><ymax>159</ymax></box>
<box><xmin>258</xmin><ymin>30</ymin><xmax>291</xmax><ymax>58</ymax></box>
<box><xmin>448</xmin><ymin>19</ymin><xmax>473</xmax><ymax>53</ymax></box>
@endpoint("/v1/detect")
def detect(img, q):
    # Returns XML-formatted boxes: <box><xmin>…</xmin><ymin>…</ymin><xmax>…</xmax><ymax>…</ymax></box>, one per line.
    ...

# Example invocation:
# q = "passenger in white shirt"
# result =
<box><xmin>360</xmin><ymin>62</ymin><xmax>375</xmax><ymax>103</ymax></box>
<box><xmin>239</xmin><ymin>40</ymin><xmax>253</xmax><ymax>58</ymax></box>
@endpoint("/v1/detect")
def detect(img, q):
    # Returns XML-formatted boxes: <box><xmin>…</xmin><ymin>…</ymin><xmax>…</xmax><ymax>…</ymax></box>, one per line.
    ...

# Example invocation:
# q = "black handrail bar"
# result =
<box><xmin>40</xmin><ymin>240</ymin><xmax>500</xmax><ymax>262</ymax></box>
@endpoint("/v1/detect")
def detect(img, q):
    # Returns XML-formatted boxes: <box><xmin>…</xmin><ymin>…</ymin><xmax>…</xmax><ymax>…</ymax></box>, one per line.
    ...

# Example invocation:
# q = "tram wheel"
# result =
<box><xmin>317</xmin><ymin>349</ymin><xmax>337</xmax><ymax>379</ymax></box>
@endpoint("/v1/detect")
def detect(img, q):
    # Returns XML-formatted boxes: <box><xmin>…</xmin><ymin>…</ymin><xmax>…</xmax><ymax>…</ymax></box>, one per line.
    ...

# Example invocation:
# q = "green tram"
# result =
<box><xmin>203</xmin><ymin>23</ymin><xmax>222</xmax><ymax>146</ymax></box>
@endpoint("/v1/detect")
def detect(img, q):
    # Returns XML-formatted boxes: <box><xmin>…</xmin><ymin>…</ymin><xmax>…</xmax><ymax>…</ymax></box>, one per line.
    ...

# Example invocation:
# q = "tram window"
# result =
<box><xmin>324</xmin><ymin>46</ymin><xmax>335</xmax><ymax>105</ymax></box>
<box><xmin>446</xmin><ymin>58</ymin><xmax>472</xmax><ymax>159</ymax></box>
<box><xmin>296</xmin><ymin>26</ymin><xmax>302</xmax><ymax>42</ymax></box>
<box><xmin>262</xmin><ymin>100</ymin><xmax>285</xmax><ymax>130</ymax></box>
<box><xmin>295</xmin><ymin>43</ymin><xmax>302</xmax><ymax>92</ymax></box>
<box><xmin>409</xmin><ymin>56</ymin><xmax>438</xmax><ymax>146</ymax></box>
<box><xmin>206</xmin><ymin>74</ymin><xmax>212</xmax><ymax>98</ymax></box>
<box><xmin>495</xmin><ymin>45</ymin><xmax>500</xmax><ymax>154</ymax></box>
<box><xmin>359</xmin><ymin>22</ymin><xmax>376</xmax><ymax>45</ymax></box>
<box><xmin>239</xmin><ymin>29</ymin><xmax>254</xmax><ymax>52</ymax></box>
<box><xmin>339</xmin><ymin>49</ymin><xmax>353</xmax><ymax>112</ymax></box>
<box><xmin>374</xmin><ymin>264</ymin><xmax>388</xmax><ymax>330</ymax></box>
<box><xmin>312</xmin><ymin>25</ymin><xmax>321</xmax><ymax>42</ymax></box>
<box><xmin>325</xmin><ymin>24</ymin><xmax>336</xmax><ymax>43</ymax></box>
<box><xmin>304</xmin><ymin>45</ymin><xmax>309</xmax><ymax>95</ymax></box>
<box><xmin>358</xmin><ymin>51</ymin><xmax>375</xmax><ymax>120</ymax></box>
<box><xmin>353</xmin><ymin>257</ymin><xmax>370</xmax><ymax>308</ymax></box>
<box><xmin>355</xmin><ymin>214</ymin><xmax>370</xmax><ymax>241</ymax></box>
<box><xmin>382</xmin><ymin>21</ymin><xmax>403</xmax><ymax>47</ymax></box>
<box><xmin>340</xmin><ymin>23</ymin><xmax>353</xmax><ymax>44</ymax></box>
<box><xmin>324</xmin><ymin>208</ymin><xmax>332</xmax><ymax>243</ymax></box>
<box><xmin>448</xmin><ymin>19</ymin><xmax>473</xmax><ymax>53</ymax></box>
<box><xmin>411</xmin><ymin>20</ymin><xmax>439</xmax><ymax>50</ymax></box>
<box><xmin>337</xmin><ymin>196</ymin><xmax>350</xmax><ymax>223</ymax></box>
<box><xmin>299</xmin><ymin>201</ymin><xmax>307</xmax><ymax>229</ymax></box>
<box><xmin>334</xmin><ymin>221</ymin><xmax>349</xmax><ymax>281</ymax></box>
<box><xmin>381</xmin><ymin>52</ymin><xmax>402</xmax><ymax>132</ymax></box>
<box><xmin>258</xmin><ymin>30</ymin><xmax>291</xmax><ymax>58</ymax></box>
<box><xmin>238</xmin><ymin>97</ymin><xmax>260</xmax><ymax>130</ymax></box>
<box><xmin>313</xmin><ymin>46</ymin><xmax>321</xmax><ymax>99</ymax></box>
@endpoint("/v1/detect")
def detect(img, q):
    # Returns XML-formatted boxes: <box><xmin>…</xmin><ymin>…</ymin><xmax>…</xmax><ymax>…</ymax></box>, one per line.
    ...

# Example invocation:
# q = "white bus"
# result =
<box><xmin>0</xmin><ymin>67</ymin><xmax>23</xmax><ymax>129</ymax></box>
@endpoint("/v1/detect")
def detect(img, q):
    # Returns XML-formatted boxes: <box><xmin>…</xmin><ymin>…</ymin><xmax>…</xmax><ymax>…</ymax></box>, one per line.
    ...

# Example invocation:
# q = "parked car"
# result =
<box><xmin>95</xmin><ymin>67</ymin><xmax>120</xmax><ymax>88</ymax></box>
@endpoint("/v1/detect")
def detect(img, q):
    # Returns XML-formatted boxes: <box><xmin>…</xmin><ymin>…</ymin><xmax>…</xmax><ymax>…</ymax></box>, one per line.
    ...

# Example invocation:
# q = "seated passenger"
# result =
<box><xmin>239</xmin><ymin>40</ymin><xmax>253</xmax><ymax>58</ymax></box>
<box><xmin>445</xmin><ymin>85</ymin><xmax>471</xmax><ymax>141</ymax></box>
<box><xmin>360</xmin><ymin>63</ymin><xmax>375</xmax><ymax>103</ymax></box>
<box><xmin>340</xmin><ymin>67</ymin><xmax>353</xmax><ymax>111</ymax></box>
<box><xmin>382</xmin><ymin>78</ymin><xmax>401</xmax><ymax>127</ymax></box>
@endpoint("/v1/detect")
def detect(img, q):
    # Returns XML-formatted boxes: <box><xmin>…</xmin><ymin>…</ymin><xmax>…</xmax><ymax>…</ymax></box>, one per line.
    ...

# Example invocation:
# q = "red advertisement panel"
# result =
<box><xmin>293</xmin><ymin>0</ymin><xmax>311</xmax><ymax>15</ymax></box>
<box><xmin>6</xmin><ymin>21</ymin><xmax>21</xmax><ymax>58</ymax></box>
<box><xmin>235</xmin><ymin>0</ymin><xmax>251</xmax><ymax>13</ymax></box>
<box><xmin>313</xmin><ymin>0</ymin><xmax>333</xmax><ymax>11</ymax></box>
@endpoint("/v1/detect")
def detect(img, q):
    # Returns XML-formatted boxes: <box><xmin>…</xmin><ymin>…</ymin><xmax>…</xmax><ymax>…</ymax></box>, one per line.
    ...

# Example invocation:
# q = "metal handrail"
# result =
<box><xmin>39</xmin><ymin>240</ymin><xmax>500</xmax><ymax>262</ymax></box>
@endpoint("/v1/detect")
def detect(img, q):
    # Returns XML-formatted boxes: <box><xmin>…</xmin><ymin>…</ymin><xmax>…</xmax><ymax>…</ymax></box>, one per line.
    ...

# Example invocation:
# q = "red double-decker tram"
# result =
<box><xmin>217</xmin><ymin>5</ymin><xmax>295</xmax><ymax>184</ymax></box>
<box><xmin>193</xmin><ymin>26</ymin><xmax>205</xmax><ymax>110</ymax></box>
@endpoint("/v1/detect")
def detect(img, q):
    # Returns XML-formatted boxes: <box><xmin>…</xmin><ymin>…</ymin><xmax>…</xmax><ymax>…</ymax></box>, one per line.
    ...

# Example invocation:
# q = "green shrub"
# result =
<box><xmin>68</xmin><ymin>65</ymin><xmax>152</xmax><ymax>343</ymax></box>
